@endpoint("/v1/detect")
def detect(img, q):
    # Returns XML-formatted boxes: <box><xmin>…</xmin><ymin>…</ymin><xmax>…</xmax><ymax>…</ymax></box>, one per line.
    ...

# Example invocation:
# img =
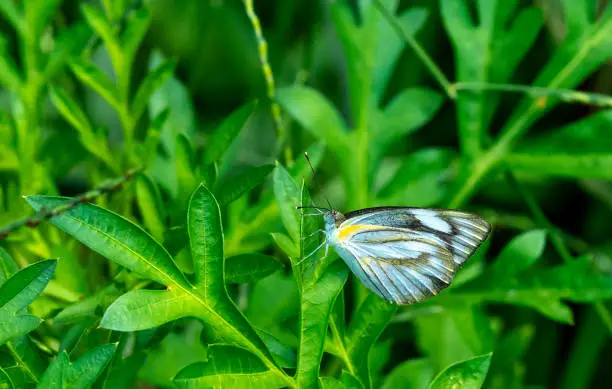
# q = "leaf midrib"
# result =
<box><xmin>60</xmin><ymin>212</ymin><xmax>293</xmax><ymax>386</ymax></box>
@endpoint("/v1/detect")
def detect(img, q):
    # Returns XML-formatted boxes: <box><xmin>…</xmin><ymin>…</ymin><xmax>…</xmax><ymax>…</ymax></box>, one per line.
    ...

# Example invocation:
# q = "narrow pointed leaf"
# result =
<box><xmin>135</xmin><ymin>174</ymin><xmax>166</xmax><ymax>241</ymax></box>
<box><xmin>121</xmin><ymin>7</ymin><xmax>151</xmax><ymax>61</ymax></box>
<box><xmin>0</xmin><ymin>260</ymin><xmax>56</xmax><ymax>316</ymax></box>
<box><xmin>64</xmin><ymin>344</ymin><xmax>117</xmax><ymax>389</ymax></box>
<box><xmin>70</xmin><ymin>58</ymin><xmax>120</xmax><ymax>109</ymax></box>
<box><xmin>276</xmin><ymin>86</ymin><xmax>349</xmax><ymax>154</ymax></box>
<box><xmin>214</xmin><ymin>164</ymin><xmax>274</xmax><ymax>206</ymax></box>
<box><xmin>0</xmin><ymin>316</ymin><xmax>41</xmax><ymax>346</ymax></box>
<box><xmin>131</xmin><ymin>59</ymin><xmax>175</xmax><ymax>121</ymax></box>
<box><xmin>202</xmin><ymin>101</ymin><xmax>256</xmax><ymax>164</ymax></box>
<box><xmin>273</xmin><ymin>165</ymin><xmax>301</xmax><ymax>243</ymax></box>
<box><xmin>26</xmin><ymin>196</ymin><xmax>190</xmax><ymax>288</ymax></box>
<box><xmin>429</xmin><ymin>353</ymin><xmax>492</xmax><ymax>389</ymax></box>
<box><xmin>489</xmin><ymin>230</ymin><xmax>546</xmax><ymax>278</ymax></box>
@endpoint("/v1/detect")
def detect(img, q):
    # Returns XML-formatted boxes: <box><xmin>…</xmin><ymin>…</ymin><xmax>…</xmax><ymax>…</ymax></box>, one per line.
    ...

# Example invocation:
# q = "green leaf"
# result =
<box><xmin>441</xmin><ymin>0</ymin><xmax>542</xmax><ymax>156</ymax></box>
<box><xmin>135</xmin><ymin>174</ymin><xmax>166</xmax><ymax>241</ymax></box>
<box><xmin>202</xmin><ymin>101</ymin><xmax>257</xmax><ymax>164</ymax></box>
<box><xmin>0</xmin><ymin>260</ymin><xmax>56</xmax><ymax>316</ymax></box>
<box><xmin>121</xmin><ymin>7</ymin><xmax>151</xmax><ymax>62</ymax></box>
<box><xmin>137</xmin><ymin>323</ymin><xmax>207</xmax><ymax>388</ymax></box>
<box><xmin>186</xmin><ymin>185</ymin><xmax>288</xmax><ymax>381</ymax></box>
<box><xmin>506</xmin><ymin>154</ymin><xmax>612</xmax><ymax>179</ymax></box>
<box><xmin>38</xmin><ymin>344</ymin><xmax>117</xmax><ymax>389</ymax></box>
<box><xmin>49</xmin><ymin>86</ymin><xmax>116</xmax><ymax>170</ymax></box>
<box><xmin>346</xmin><ymin>294</ymin><xmax>397</xmax><ymax>387</ymax></box>
<box><xmin>49</xmin><ymin>86</ymin><xmax>92</xmax><ymax>134</ymax></box>
<box><xmin>372</xmin><ymin>7</ymin><xmax>428</xmax><ymax>103</ymax></box>
<box><xmin>37</xmin><ymin>350</ymin><xmax>68</xmax><ymax>388</ymax></box>
<box><xmin>54</xmin><ymin>284</ymin><xmax>122</xmax><ymax>324</ymax></box>
<box><xmin>382</xmin><ymin>358</ymin><xmax>435</xmax><ymax>389</ymax></box>
<box><xmin>488</xmin><ymin>230</ymin><xmax>546</xmax><ymax>278</ymax></box>
<box><xmin>0</xmin><ymin>247</ymin><xmax>19</xmax><ymax>284</ymax></box>
<box><xmin>0</xmin><ymin>366</ymin><xmax>13</xmax><ymax>389</ymax></box>
<box><xmin>175</xmin><ymin>133</ymin><xmax>198</xmax><ymax>209</ymax></box>
<box><xmin>80</xmin><ymin>4</ymin><xmax>122</xmax><ymax>69</ymax></box>
<box><xmin>485</xmin><ymin>325</ymin><xmax>534</xmax><ymax>388</ymax></box>
<box><xmin>26</xmin><ymin>196</ymin><xmax>190</xmax><ymax>288</ymax></box>
<box><xmin>70</xmin><ymin>58</ymin><xmax>120</xmax><ymax>110</ymax></box>
<box><xmin>271</xmin><ymin>232</ymin><xmax>299</xmax><ymax>259</ymax></box>
<box><xmin>131</xmin><ymin>59</ymin><xmax>176</xmax><ymax>122</ymax></box>
<box><xmin>500</xmin><ymin>4</ymin><xmax>612</xmax><ymax>142</ymax></box>
<box><xmin>372</xmin><ymin>88</ymin><xmax>443</xmax><ymax>162</ymax></box>
<box><xmin>331</xmin><ymin>1</ymin><xmax>428</xmax><ymax>119</ymax></box>
<box><xmin>174</xmin><ymin>345</ymin><xmax>286</xmax><ymax>389</ymax></box>
<box><xmin>148</xmin><ymin>51</ymin><xmax>196</xmax><ymax>197</ymax></box>
<box><xmin>273</xmin><ymin>164</ymin><xmax>301</xmax><ymax>244</ymax></box>
<box><xmin>214</xmin><ymin>164</ymin><xmax>274</xmax><ymax>206</ymax></box>
<box><xmin>101</xmin><ymin>289</ymin><xmax>198</xmax><ymax>331</ymax></box>
<box><xmin>446</xmin><ymin>256</ymin><xmax>612</xmax><ymax>323</ymax></box>
<box><xmin>377</xmin><ymin>148</ymin><xmax>456</xmax><ymax>207</ymax></box>
<box><xmin>0</xmin><ymin>315</ymin><xmax>41</xmax><ymax>346</ymax></box>
<box><xmin>255</xmin><ymin>329</ymin><xmax>297</xmax><ymax>369</ymax></box>
<box><xmin>429</xmin><ymin>353</ymin><xmax>492</xmax><ymax>389</ymax></box>
<box><xmin>225</xmin><ymin>253</ymin><xmax>283</xmax><ymax>284</ymax></box>
<box><xmin>64</xmin><ymin>344</ymin><xmax>117</xmax><ymax>389</ymax></box>
<box><xmin>0</xmin><ymin>38</ymin><xmax>22</xmax><ymax>92</ymax></box>
<box><xmin>44</xmin><ymin>23</ymin><xmax>91</xmax><ymax>80</ymax></box>
<box><xmin>246</xmin><ymin>271</ymin><xmax>299</xmax><ymax>329</ymax></box>
<box><xmin>296</xmin><ymin>260</ymin><xmax>348</xmax><ymax>388</ymax></box>
<box><xmin>24</xmin><ymin>0</ymin><xmax>62</xmax><ymax>39</ymax></box>
<box><xmin>276</xmin><ymin>86</ymin><xmax>349</xmax><ymax>154</ymax></box>
<box><xmin>0</xmin><ymin>1</ymin><xmax>23</xmax><ymax>33</ymax></box>
<box><xmin>414</xmin><ymin>307</ymin><xmax>493</xmax><ymax>371</ymax></box>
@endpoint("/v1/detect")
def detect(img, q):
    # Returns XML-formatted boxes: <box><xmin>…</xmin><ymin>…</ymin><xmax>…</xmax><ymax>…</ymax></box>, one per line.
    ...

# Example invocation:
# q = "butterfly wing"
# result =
<box><xmin>331</xmin><ymin>208</ymin><xmax>490</xmax><ymax>305</ymax></box>
<box><xmin>341</xmin><ymin>207</ymin><xmax>491</xmax><ymax>266</ymax></box>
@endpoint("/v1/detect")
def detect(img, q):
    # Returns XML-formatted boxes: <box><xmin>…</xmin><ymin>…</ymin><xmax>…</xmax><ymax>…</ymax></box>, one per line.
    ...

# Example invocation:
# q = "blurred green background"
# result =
<box><xmin>2</xmin><ymin>0</ymin><xmax>612</xmax><ymax>388</ymax></box>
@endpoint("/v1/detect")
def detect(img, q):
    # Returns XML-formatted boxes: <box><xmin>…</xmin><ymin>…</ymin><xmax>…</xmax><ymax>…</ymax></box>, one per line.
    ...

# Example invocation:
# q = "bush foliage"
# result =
<box><xmin>1</xmin><ymin>0</ymin><xmax>612</xmax><ymax>388</ymax></box>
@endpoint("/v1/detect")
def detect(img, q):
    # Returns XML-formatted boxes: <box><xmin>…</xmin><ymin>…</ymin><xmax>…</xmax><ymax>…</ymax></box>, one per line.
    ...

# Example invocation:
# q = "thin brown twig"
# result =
<box><xmin>0</xmin><ymin>166</ymin><xmax>143</xmax><ymax>240</ymax></box>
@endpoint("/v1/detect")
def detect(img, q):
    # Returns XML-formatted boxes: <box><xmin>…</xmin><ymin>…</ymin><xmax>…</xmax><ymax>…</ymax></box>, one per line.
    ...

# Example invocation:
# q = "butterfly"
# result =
<box><xmin>300</xmin><ymin>206</ymin><xmax>491</xmax><ymax>305</ymax></box>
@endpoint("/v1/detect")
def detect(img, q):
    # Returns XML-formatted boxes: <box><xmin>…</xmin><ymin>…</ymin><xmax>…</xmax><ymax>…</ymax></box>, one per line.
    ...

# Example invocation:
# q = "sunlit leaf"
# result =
<box><xmin>429</xmin><ymin>353</ymin><xmax>492</xmax><ymax>389</ymax></box>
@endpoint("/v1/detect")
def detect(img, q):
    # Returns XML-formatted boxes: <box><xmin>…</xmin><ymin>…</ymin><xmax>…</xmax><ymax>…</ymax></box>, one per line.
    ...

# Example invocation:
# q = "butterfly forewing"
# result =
<box><xmin>332</xmin><ymin>207</ymin><xmax>490</xmax><ymax>305</ymax></box>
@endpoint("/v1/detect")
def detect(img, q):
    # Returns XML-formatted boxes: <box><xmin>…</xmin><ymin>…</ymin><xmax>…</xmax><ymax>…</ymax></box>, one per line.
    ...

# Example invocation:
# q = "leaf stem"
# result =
<box><xmin>373</xmin><ymin>0</ymin><xmax>455</xmax><ymax>99</ymax></box>
<box><xmin>242</xmin><ymin>0</ymin><xmax>292</xmax><ymax>164</ymax></box>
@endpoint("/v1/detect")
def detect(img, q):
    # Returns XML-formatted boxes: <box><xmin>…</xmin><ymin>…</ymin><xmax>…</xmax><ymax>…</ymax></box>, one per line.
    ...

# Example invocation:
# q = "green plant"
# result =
<box><xmin>2</xmin><ymin>0</ymin><xmax>612</xmax><ymax>388</ymax></box>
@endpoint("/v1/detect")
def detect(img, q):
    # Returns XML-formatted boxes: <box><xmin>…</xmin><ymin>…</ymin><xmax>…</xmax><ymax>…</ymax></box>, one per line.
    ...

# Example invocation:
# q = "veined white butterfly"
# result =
<box><xmin>300</xmin><ymin>205</ymin><xmax>490</xmax><ymax>305</ymax></box>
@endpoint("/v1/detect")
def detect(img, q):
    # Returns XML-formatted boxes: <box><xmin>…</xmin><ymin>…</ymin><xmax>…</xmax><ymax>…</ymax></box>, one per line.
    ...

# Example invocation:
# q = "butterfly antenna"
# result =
<box><xmin>304</xmin><ymin>152</ymin><xmax>334</xmax><ymax>210</ymax></box>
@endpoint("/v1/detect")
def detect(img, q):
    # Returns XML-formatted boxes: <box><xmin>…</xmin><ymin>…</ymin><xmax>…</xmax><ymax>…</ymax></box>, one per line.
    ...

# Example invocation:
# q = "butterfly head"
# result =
<box><xmin>323</xmin><ymin>209</ymin><xmax>345</xmax><ymax>227</ymax></box>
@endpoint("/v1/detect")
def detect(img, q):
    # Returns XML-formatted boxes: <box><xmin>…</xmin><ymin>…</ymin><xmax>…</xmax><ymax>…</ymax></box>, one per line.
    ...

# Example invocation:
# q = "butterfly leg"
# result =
<box><xmin>300</xmin><ymin>229</ymin><xmax>324</xmax><ymax>240</ymax></box>
<box><xmin>296</xmin><ymin>240</ymin><xmax>327</xmax><ymax>266</ymax></box>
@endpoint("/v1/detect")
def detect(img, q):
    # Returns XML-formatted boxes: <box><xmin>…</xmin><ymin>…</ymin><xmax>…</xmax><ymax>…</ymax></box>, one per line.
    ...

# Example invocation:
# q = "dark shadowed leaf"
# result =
<box><xmin>215</xmin><ymin>164</ymin><xmax>274</xmax><ymax>206</ymax></box>
<box><xmin>225</xmin><ymin>253</ymin><xmax>283</xmax><ymax>284</ymax></box>
<box><xmin>202</xmin><ymin>101</ymin><xmax>257</xmax><ymax>164</ymax></box>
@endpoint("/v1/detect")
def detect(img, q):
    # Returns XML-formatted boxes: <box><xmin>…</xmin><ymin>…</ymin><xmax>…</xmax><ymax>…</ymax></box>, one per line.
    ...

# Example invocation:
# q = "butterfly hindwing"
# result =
<box><xmin>331</xmin><ymin>207</ymin><xmax>490</xmax><ymax>305</ymax></box>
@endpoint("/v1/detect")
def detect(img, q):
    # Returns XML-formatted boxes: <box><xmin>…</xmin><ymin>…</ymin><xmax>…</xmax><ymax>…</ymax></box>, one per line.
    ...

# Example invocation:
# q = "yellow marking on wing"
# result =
<box><xmin>337</xmin><ymin>224</ymin><xmax>386</xmax><ymax>241</ymax></box>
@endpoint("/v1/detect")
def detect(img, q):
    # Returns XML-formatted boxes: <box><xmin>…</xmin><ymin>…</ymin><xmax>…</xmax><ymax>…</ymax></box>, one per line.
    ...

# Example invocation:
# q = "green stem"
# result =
<box><xmin>373</xmin><ymin>0</ymin><xmax>455</xmax><ymax>99</ymax></box>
